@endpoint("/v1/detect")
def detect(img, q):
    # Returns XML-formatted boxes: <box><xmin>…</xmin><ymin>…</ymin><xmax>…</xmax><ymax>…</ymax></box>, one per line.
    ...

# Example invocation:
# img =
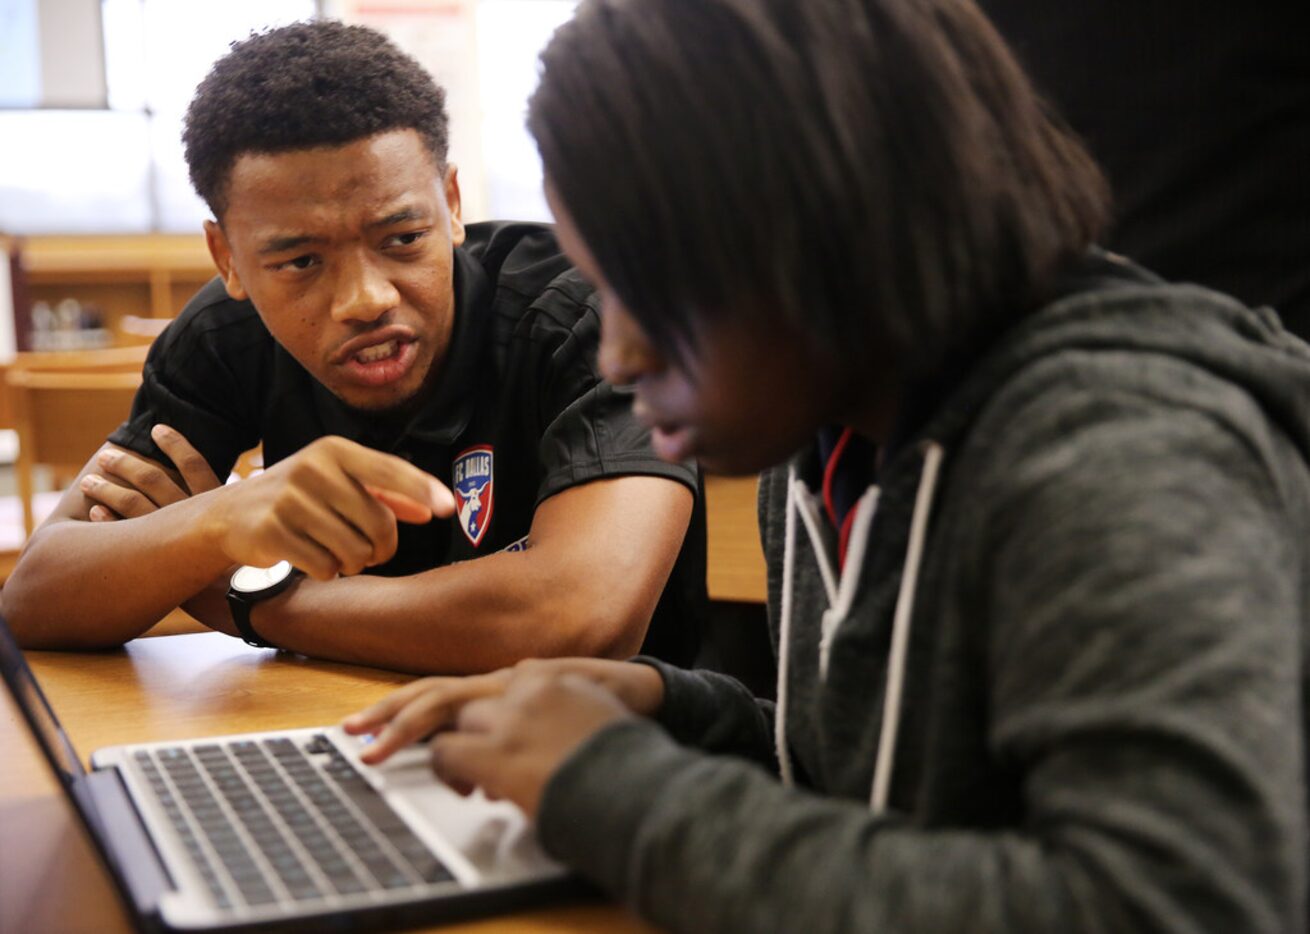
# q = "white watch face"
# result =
<box><xmin>230</xmin><ymin>560</ymin><xmax>294</xmax><ymax>594</ymax></box>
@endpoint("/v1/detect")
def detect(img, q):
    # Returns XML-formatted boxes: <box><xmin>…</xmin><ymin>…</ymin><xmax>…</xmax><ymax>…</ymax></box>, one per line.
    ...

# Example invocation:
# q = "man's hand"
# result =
<box><xmin>431</xmin><ymin>671</ymin><xmax>632</xmax><ymax>817</ymax></box>
<box><xmin>343</xmin><ymin>657</ymin><xmax>666</xmax><ymax>766</ymax></box>
<box><xmin>82</xmin><ymin>425</ymin><xmax>221</xmax><ymax>521</ymax></box>
<box><xmin>81</xmin><ymin>428</ymin><xmax>454</xmax><ymax>580</ymax></box>
<box><xmin>201</xmin><ymin>435</ymin><xmax>455</xmax><ymax>581</ymax></box>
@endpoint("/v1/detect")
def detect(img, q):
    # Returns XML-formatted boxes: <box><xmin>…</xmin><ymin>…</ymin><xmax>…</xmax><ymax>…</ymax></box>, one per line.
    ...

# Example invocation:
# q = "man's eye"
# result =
<box><xmin>386</xmin><ymin>231</ymin><xmax>427</xmax><ymax>248</ymax></box>
<box><xmin>275</xmin><ymin>255</ymin><xmax>318</xmax><ymax>272</ymax></box>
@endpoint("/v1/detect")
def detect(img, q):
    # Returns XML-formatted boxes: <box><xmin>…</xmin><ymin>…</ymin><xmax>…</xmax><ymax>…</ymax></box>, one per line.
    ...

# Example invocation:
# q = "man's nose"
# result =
<box><xmin>330</xmin><ymin>253</ymin><xmax>400</xmax><ymax>323</ymax></box>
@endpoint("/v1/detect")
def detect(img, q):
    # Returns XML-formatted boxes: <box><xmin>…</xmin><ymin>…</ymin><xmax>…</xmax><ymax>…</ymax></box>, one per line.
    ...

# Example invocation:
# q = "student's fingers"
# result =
<box><xmin>79</xmin><ymin>472</ymin><xmax>163</xmax><ymax>519</ymax></box>
<box><xmin>428</xmin><ymin>675</ymin><xmax>633</xmax><ymax>815</ymax></box>
<box><xmin>321</xmin><ymin>437</ymin><xmax>455</xmax><ymax>519</ymax></box>
<box><xmin>227</xmin><ymin>500</ymin><xmax>346</xmax><ymax>581</ymax></box>
<box><xmin>271</xmin><ymin>528</ymin><xmax>343</xmax><ymax>583</ymax></box>
<box><xmin>151</xmin><ymin>424</ymin><xmax>222</xmax><ymax>495</ymax></box>
<box><xmin>270</xmin><ymin>442</ymin><xmax>415</xmax><ymax>566</ymax></box>
<box><xmin>89</xmin><ymin>504</ymin><xmax>120</xmax><ymax>522</ymax></box>
<box><xmin>378</xmin><ymin>674</ymin><xmax>512</xmax><ymax>745</ymax></box>
<box><xmin>298</xmin><ymin>474</ymin><xmax>398</xmax><ymax>570</ymax></box>
<box><xmin>358</xmin><ymin>691</ymin><xmax>464</xmax><ymax>765</ymax></box>
<box><xmin>512</xmin><ymin>657</ymin><xmax>666</xmax><ymax>716</ymax></box>
<box><xmin>93</xmin><ymin>446</ymin><xmax>191</xmax><ymax>510</ymax></box>
<box><xmin>325</xmin><ymin>481</ymin><xmax>401</xmax><ymax>569</ymax></box>
<box><xmin>364</xmin><ymin>485</ymin><xmax>440</xmax><ymax>525</ymax></box>
<box><xmin>210</xmin><ymin>436</ymin><xmax>445</xmax><ymax>572</ymax></box>
<box><xmin>344</xmin><ymin>677</ymin><xmax>449</xmax><ymax>735</ymax></box>
<box><xmin>298</xmin><ymin>442</ymin><xmax>454</xmax><ymax>564</ymax></box>
<box><xmin>429</xmin><ymin>729</ymin><xmax>503</xmax><ymax>799</ymax></box>
<box><xmin>349</xmin><ymin>672</ymin><xmax>514</xmax><ymax>764</ymax></box>
<box><xmin>211</xmin><ymin>457</ymin><xmax>385</xmax><ymax>573</ymax></box>
<box><xmin>452</xmin><ymin>695</ymin><xmax>503</xmax><ymax>734</ymax></box>
<box><xmin>271</xmin><ymin>487</ymin><xmax>378</xmax><ymax>578</ymax></box>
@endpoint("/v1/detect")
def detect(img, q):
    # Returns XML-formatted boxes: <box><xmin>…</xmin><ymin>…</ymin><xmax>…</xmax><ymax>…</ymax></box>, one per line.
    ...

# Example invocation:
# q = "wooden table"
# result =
<box><xmin>703</xmin><ymin>475</ymin><xmax>766</xmax><ymax>603</ymax></box>
<box><xmin>0</xmin><ymin>632</ymin><xmax>660</xmax><ymax>934</ymax></box>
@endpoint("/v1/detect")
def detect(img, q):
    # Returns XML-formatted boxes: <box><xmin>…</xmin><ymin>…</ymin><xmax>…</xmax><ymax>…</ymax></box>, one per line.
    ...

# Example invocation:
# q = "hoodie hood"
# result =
<box><xmin>907</xmin><ymin>250</ymin><xmax>1310</xmax><ymax>472</ymax></box>
<box><xmin>771</xmin><ymin>250</ymin><xmax>1310</xmax><ymax>812</ymax></box>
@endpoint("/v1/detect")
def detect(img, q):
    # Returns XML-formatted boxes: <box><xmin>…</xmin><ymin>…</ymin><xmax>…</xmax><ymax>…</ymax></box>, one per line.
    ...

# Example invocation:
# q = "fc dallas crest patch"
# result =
<box><xmin>452</xmin><ymin>445</ymin><xmax>494</xmax><ymax>547</ymax></box>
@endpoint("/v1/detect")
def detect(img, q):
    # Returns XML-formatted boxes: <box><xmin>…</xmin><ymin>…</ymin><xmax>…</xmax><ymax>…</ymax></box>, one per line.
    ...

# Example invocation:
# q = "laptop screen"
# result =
<box><xmin>0</xmin><ymin>614</ymin><xmax>87</xmax><ymax>787</ymax></box>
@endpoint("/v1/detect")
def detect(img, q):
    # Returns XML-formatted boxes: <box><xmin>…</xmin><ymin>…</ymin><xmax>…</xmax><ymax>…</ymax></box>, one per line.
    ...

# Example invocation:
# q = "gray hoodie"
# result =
<box><xmin>537</xmin><ymin>256</ymin><xmax>1310</xmax><ymax>933</ymax></box>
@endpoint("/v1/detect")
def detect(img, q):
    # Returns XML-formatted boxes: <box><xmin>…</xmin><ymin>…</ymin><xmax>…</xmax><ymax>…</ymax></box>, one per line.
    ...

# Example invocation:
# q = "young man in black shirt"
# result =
<box><xmin>3</xmin><ymin>21</ymin><xmax>703</xmax><ymax>673</ymax></box>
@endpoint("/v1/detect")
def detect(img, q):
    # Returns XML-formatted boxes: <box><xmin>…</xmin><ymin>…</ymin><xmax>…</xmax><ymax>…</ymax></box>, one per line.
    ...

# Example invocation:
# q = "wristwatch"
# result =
<box><xmin>226</xmin><ymin>561</ymin><xmax>300</xmax><ymax>648</ymax></box>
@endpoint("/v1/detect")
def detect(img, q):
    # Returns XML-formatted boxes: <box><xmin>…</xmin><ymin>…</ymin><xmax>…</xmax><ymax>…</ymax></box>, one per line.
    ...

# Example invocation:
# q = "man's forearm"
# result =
<box><xmin>253</xmin><ymin>547</ymin><xmax>655</xmax><ymax>674</ymax></box>
<box><xmin>4</xmin><ymin>501</ymin><xmax>232</xmax><ymax>648</ymax></box>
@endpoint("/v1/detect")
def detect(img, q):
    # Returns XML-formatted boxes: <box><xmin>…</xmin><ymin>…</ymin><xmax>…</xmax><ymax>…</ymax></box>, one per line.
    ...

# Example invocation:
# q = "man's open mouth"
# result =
<box><xmin>354</xmin><ymin>339</ymin><xmax>401</xmax><ymax>363</ymax></box>
<box><xmin>336</xmin><ymin>333</ymin><xmax>420</xmax><ymax>389</ymax></box>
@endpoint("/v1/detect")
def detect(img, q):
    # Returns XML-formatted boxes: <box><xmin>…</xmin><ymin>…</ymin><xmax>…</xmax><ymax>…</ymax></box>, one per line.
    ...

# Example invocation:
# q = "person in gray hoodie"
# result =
<box><xmin>343</xmin><ymin>0</ymin><xmax>1310</xmax><ymax>930</ymax></box>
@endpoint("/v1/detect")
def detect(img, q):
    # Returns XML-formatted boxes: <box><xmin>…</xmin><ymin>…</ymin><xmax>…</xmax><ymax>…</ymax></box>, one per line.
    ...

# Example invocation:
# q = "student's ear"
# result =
<box><xmin>444</xmin><ymin>165</ymin><xmax>466</xmax><ymax>248</ymax></box>
<box><xmin>204</xmin><ymin>220</ymin><xmax>249</xmax><ymax>301</ymax></box>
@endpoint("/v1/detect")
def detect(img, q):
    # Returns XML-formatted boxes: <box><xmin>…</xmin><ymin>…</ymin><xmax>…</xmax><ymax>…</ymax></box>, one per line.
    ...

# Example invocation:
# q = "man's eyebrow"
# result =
<box><xmin>369</xmin><ymin>208</ymin><xmax>430</xmax><ymax>228</ymax></box>
<box><xmin>257</xmin><ymin>234</ymin><xmax>327</xmax><ymax>256</ymax></box>
<box><xmin>255</xmin><ymin>209</ymin><xmax>429</xmax><ymax>254</ymax></box>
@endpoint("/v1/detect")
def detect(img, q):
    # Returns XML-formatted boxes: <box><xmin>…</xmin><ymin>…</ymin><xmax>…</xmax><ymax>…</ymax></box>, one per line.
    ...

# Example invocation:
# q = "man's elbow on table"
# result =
<box><xmin>1</xmin><ymin>580</ymin><xmax>134</xmax><ymax>651</ymax></box>
<box><xmin>2</xmin><ymin>521</ymin><xmax>163</xmax><ymax>650</ymax></box>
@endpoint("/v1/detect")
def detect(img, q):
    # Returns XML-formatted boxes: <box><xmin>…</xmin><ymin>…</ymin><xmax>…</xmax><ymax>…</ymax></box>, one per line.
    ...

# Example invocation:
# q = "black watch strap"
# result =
<box><xmin>226</xmin><ymin>592</ymin><xmax>276</xmax><ymax>648</ymax></box>
<box><xmin>227</xmin><ymin>563</ymin><xmax>301</xmax><ymax>649</ymax></box>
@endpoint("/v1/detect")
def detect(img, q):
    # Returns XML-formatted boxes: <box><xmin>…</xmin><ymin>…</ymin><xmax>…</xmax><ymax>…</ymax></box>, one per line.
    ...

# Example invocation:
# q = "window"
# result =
<box><xmin>0</xmin><ymin>0</ymin><xmax>316</xmax><ymax>233</ymax></box>
<box><xmin>0</xmin><ymin>0</ymin><xmax>43</xmax><ymax>108</ymax></box>
<box><xmin>476</xmin><ymin>1</ymin><xmax>577</xmax><ymax>221</ymax></box>
<box><xmin>0</xmin><ymin>0</ymin><xmax>577</xmax><ymax>234</ymax></box>
<box><xmin>0</xmin><ymin>0</ymin><xmax>106</xmax><ymax>108</ymax></box>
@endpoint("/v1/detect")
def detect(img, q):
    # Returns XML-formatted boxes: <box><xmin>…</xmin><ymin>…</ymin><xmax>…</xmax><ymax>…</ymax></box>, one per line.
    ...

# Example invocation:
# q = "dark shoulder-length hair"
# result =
<box><xmin>528</xmin><ymin>0</ymin><xmax>1108</xmax><ymax>379</ymax></box>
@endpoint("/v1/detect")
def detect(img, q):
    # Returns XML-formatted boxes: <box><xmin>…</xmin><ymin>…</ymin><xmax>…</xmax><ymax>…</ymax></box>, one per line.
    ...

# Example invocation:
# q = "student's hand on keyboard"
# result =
<box><xmin>82</xmin><ymin>424</ymin><xmax>222</xmax><ymax>521</ymax></box>
<box><xmin>344</xmin><ymin>658</ymin><xmax>666</xmax><ymax>768</ymax></box>
<box><xmin>429</xmin><ymin>666</ymin><xmax>635</xmax><ymax>817</ymax></box>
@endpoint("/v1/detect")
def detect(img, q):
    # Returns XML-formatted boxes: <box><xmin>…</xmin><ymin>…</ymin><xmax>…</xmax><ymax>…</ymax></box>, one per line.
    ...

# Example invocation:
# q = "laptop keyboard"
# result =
<box><xmin>133</xmin><ymin>734</ymin><xmax>454</xmax><ymax>911</ymax></box>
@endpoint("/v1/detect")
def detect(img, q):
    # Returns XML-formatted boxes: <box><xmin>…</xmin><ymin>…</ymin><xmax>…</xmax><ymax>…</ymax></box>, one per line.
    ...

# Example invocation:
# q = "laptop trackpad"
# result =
<box><xmin>327</xmin><ymin>727</ymin><xmax>561</xmax><ymax>887</ymax></box>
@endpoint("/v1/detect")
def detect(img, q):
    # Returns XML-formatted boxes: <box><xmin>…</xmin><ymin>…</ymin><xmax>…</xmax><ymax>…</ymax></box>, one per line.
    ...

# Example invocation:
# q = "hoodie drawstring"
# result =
<box><xmin>869</xmin><ymin>441</ymin><xmax>944</xmax><ymax>811</ymax></box>
<box><xmin>774</xmin><ymin>464</ymin><xmax>800</xmax><ymax>789</ymax></box>
<box><xmin>773</xmin><ymin>441</ymin><xmax>946</xmax><ymax>813</ymax></box>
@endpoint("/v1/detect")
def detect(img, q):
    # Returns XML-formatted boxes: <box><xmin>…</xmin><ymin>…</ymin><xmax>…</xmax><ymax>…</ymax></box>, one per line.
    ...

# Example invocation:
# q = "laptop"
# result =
<box><xmin>0</xmin><ymin>615</ymin><xmax>577</xmax><ymax>932</ymax></box>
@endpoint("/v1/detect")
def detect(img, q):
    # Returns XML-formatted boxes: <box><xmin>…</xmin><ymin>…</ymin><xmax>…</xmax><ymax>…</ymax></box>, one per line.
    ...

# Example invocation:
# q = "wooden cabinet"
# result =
<box><xmin>19</xmin><ymin>234</ymin><xmax>215</xmax><ymax>344</ymax></box>
<box><xmin>704</xmin><ymin>474</ymin><xmax>767</xmax><ymax>603</ymax></box>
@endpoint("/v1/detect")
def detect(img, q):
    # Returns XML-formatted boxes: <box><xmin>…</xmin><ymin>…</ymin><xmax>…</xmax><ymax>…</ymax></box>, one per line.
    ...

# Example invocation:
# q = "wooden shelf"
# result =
<box><xmin>20</xmin><ymin>234</ymin><xmax>216</xmax><ymax>325</ymax></box>
<box><xmin>22</xmin><ymin>235</ymin><xmax>214</xmax><ymax>276</ymax></box>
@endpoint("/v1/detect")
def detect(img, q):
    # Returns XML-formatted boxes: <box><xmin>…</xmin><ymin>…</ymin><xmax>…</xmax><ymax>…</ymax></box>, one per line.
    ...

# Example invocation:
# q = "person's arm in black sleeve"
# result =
<box><xmin>107</xmin><ymin>309</ymin><xmax>260</xmax><ymax>477</ymax></box>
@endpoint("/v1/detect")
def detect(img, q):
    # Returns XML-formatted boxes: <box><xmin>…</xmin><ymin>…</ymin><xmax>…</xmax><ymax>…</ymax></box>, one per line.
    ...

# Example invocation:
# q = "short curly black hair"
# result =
<box><xmin>183</xmin><ymin>20</ymin><xmax>449</xmax><ymax>219</ymax></box>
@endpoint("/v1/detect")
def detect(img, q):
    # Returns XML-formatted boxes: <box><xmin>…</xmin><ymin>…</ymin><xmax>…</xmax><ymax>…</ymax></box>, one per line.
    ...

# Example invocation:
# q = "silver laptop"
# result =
<box><xmin>0</xmin><ymin>615</ymin><xmax>575</xmax><ymax>932</ymax></box>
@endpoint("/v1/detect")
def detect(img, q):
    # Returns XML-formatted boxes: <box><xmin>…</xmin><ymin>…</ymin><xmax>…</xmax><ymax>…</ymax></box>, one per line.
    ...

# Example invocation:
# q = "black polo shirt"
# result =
<box><xmin>109</xmin><ymin>221</ymin><xmax>706</xmax><ymax>665</ymax></box>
